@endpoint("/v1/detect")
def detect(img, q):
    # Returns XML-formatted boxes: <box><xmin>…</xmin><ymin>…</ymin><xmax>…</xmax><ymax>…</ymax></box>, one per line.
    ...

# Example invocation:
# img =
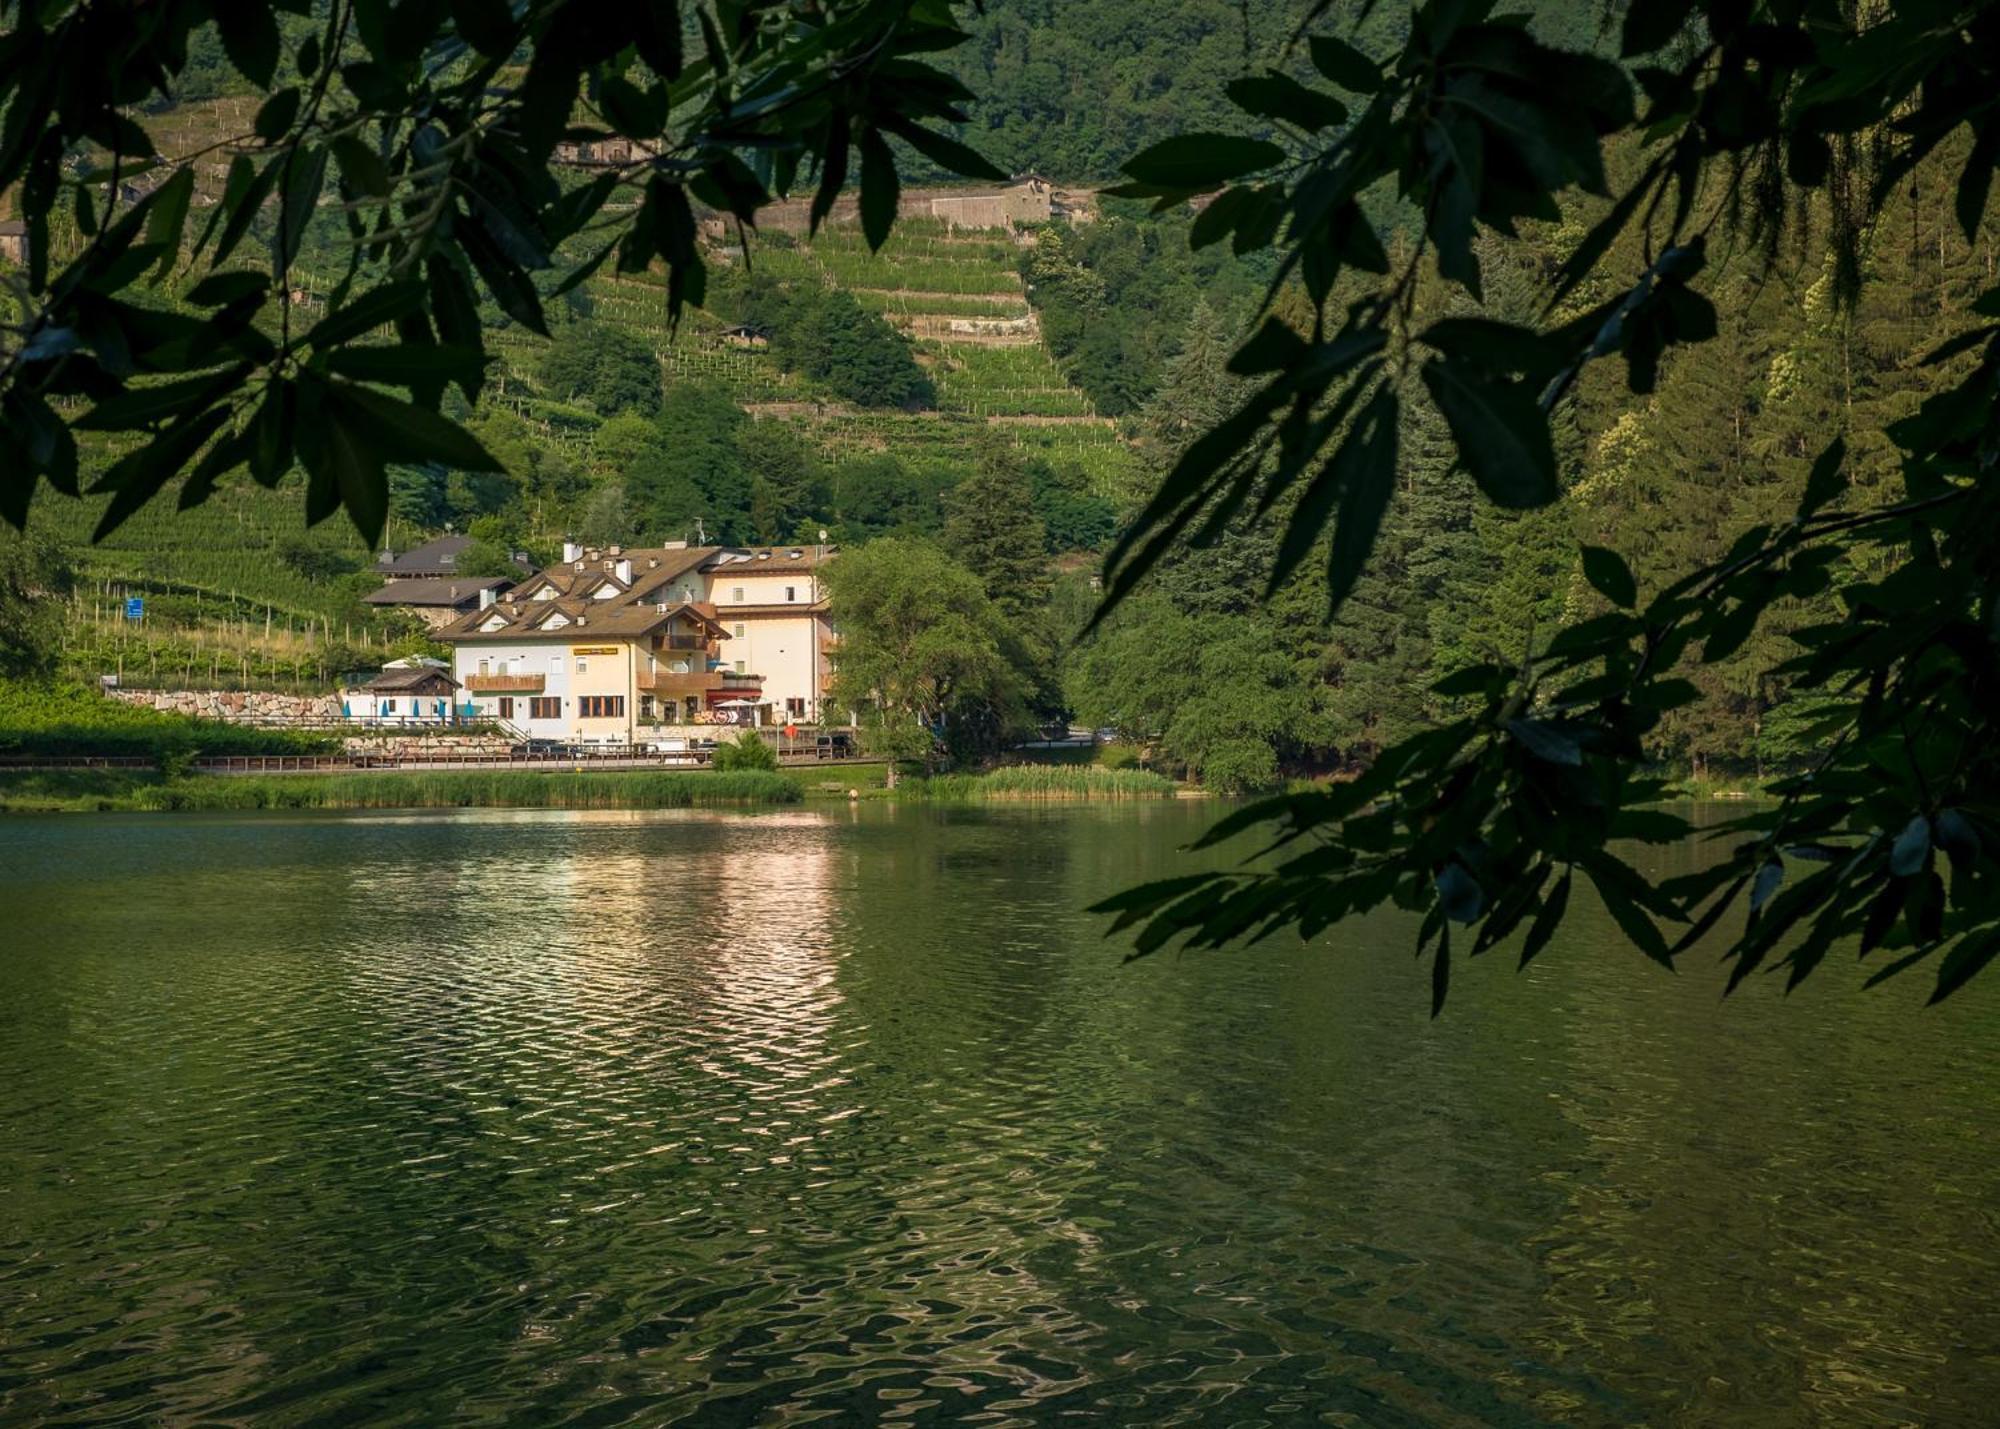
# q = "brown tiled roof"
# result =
<box><xmin>362</xmin><ymin>577</ymin><xmax>511</xmax><ymax>607</ymax></box>
<box><xmin>438</xmin><ymin>594</ymin><xmax>720</xmax><ymax>644</ymax></box>
<box><xmin>705</xmin><ymin>546</ymin><xmax>834</xmax><ymax>576</ymax></box>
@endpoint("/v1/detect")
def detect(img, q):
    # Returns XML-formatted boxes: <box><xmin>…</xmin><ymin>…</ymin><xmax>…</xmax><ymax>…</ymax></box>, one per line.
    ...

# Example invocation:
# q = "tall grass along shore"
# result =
<box><xmin>0</xmin><ymin>769</ymin><xmax>803</xmax><ymax>813</ymax></box>
<box><xmin>895</xmin><ymin>766</ymin><xmax>1177</xmax><ymax>801</ymax></box>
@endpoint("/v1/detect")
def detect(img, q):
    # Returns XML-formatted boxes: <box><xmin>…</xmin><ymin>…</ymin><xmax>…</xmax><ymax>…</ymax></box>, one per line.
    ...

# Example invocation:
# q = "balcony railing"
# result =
<box><xmin>465</xmin><ymin>674</ymin><xmax>545</xmax><ymax>693</ymax></box>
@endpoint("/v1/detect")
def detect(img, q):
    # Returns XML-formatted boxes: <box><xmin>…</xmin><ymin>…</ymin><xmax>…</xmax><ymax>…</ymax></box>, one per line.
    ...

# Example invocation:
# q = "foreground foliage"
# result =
<box><xmin>1094</xmin><ymin>0</ymin><xmax>2000</xmax><ymax>1007</ymax></box>
<box><xmin>0</xmin><ymin>0</ymin><xmax>1004</xmax><ymax>542</ymax></box>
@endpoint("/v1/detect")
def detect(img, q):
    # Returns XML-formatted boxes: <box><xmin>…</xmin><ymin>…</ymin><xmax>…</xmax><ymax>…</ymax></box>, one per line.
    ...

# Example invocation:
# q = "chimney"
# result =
<box><xmin>615</xmin><ymin>558</ymin><xmax>632</xmax><ymax>583</ymax></box>
<box><xmin>562</xmin><ymin>541</ymin><xmax>582</xmax><ymax>563</ymax></box>
<box><xmin>479</xmin><ymin>587</ymin><xmax>497</xmax><ymax>609</ymax></box>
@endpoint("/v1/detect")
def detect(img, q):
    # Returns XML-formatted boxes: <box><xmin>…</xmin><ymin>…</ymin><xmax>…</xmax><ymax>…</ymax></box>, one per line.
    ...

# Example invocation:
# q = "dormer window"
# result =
<box><xmin>480</xmin><ymin>615</ymin><xmax>508</xmax><ymax>632</ymax></box>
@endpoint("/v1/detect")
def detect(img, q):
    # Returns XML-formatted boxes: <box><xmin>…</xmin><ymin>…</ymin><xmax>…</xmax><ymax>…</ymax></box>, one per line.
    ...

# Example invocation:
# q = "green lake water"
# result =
<box><xmin>1</xmin><ymin>803</ymin><xmax>1995</xmax><ymax>1426</ymax></box>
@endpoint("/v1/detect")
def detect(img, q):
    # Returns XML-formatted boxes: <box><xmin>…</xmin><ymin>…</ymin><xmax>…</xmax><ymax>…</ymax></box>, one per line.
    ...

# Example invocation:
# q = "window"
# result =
<box><xmin>498</xmin><ymin>697</ymin><xmax>514</xmax><ymax>720</ymax></box>
<box><xmin>579</xmin><ymin>695</ymin><xmax>625</xmax><ymax>719</ymax></box>
<box><xmin>733</xmin><ymin>660</ymin><xmax>745</xmax><ymax>674</ymax></box>
<box><xmin>732</xmin><ymin>586</ymin><xmax>745</xmax><ymax>602</ymax></box>
<box><xmin>785</xmin><ymin>586</ymin><xmax>796</xmax><ymax>602</ymax></box>
<box><xmin>575</xmin><ymin>658</ymin><xmax>587</xmax><ymax>673</ymax></box>
<box><xmin>551</xmin><ymin>654</ymin><xmax>563</xmax><ymax>670</ymax></box>
<box><xmin>529</xmin><ymin>697</ymin><xmax>560</xmax><ymax>720</ymax></box>
<box><xmin>478</xmin><ymin>658</ymin><xmax>490</xmax><ymax>676</ymax></box>
<box><xmin>639</xmin><ymin>695</ymin><xmax>654</xmax><ymax>717</ymax></box>
<box><xmin>733</xmin><ymin>623</ymin><xmax>745</xmax><ymax>639</ymax></box>
<box><xmin>380</xmin><ymin>699</ymin><xmax>395</xmax><ymax>716</ymax></box>
<box><xmin>786</xmin><ymin>697</ymin><xmax>806</xmax><ymax>717</ymax></box>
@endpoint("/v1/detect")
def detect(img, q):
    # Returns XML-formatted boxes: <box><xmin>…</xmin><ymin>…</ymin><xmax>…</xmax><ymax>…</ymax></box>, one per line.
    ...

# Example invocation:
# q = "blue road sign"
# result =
<box><xmin>124</xmin><ymin>597</ymin><xmax>143</xmax><ymax>620</ymax></box>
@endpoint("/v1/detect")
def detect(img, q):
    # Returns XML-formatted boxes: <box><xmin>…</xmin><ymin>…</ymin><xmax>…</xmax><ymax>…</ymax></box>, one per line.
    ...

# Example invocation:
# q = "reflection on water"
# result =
<box><xmin>1</xmin><ymin>804</ymin><xmax>1996</xmax><ymax>1426</ymax></box>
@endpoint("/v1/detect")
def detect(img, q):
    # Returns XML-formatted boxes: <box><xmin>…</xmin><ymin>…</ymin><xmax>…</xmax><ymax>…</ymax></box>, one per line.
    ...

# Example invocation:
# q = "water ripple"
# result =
<box><xmin>1</xmin><ymin>805</ymin><xmax>1996</xmax><ymax>1426</ymax></box>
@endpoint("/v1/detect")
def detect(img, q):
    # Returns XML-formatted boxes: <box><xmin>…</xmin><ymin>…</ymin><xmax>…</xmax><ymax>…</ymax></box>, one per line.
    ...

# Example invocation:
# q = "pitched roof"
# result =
<box><xmin>376</xmin><ymin>535</ymin><xmax>475</xmax><ymax>576</ymax></box>
<box><xmin>438</xmin><ymin>593</ymin><xmax>721</xmax><ymax>644</ymax></box>
<box><xmin>362</xmin><ymin>577</ymin><xmax>512</xmax><ymax>607</ymax></box>
<box><xmin>363</xmin><ymin>665</ymin><xmax>460</xmax><ymax>692</ymax></box>
<box><xmin>705</xmin><ymin>545</ymin><xmax>833</xmax><ymax>576</ymax></box>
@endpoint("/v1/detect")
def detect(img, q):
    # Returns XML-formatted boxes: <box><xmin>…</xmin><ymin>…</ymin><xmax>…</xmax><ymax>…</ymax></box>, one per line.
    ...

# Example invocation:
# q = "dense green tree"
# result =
<box><xmin>741</xmin><ymin>421</ymin><xmax>832</xmax><ymax>543</ymax></box>
<box><xmin>0</xmin><ymin>532</ymin><xmax>74</xmax><ymax>679</ymax></box>
<box><xmin>827</xmin><ymin>455</ymin><xmax>957</xmax><ymax>542</ymax></box>
<box><xmin>628</xmin><ymin>384</ymin><xmax>753</xmax><ymax>543</ymax></box>
<box><xmin>540</xmin><ymin>324</ymin><xmax>663</xmax><ymax>417</ymax></box>
<box><xmin>942</xmin><ymin>447</ymin><xmax>1050</xmax><ymax>621</ymax></box>
<box><xmin>823</xmin><ymin>536</ymin><xmax>1034</xmax><ymax>766</ymax></box>
<box><xmin>1030</xmin><ymin>461</ymin><xmax>1117</xmax><ymax>552</ymax></box>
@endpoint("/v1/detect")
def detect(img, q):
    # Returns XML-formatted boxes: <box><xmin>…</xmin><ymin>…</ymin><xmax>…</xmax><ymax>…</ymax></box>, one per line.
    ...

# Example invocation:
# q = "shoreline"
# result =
<box><xmin>0</xmin><ymin>763</ymin><xmax>1188</xmax><ymax>814</ymax></box>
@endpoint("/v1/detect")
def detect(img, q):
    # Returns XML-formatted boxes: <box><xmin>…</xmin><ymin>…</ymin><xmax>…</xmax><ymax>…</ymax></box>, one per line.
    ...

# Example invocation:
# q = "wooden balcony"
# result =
<box><xmin>465</xmin><ymin>674</ymin><xmax>545</xmax><ymax>693</ymax></box>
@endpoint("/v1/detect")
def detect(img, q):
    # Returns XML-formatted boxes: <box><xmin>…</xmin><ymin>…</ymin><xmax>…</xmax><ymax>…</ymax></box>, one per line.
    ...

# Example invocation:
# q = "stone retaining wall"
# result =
<box><xmin>108</xmin><ymin>688</ymin><xmax>343</xmax><ymax>723</ymax></box>
<box><xmin>338</xmin><ymin>733</ymin><xmax>514</xmax><ymax>758</ymax></box>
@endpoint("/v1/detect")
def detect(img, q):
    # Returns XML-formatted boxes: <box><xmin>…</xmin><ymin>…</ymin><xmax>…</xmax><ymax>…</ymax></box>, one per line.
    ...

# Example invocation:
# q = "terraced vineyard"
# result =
<box><xmin>541</xmin><ymin>218</ymin><xmax>1139</xmax><ymax>492</ymax></box>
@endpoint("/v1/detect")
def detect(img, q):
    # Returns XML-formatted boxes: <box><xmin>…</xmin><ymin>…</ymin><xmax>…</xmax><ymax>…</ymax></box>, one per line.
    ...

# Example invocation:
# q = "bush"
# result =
<box><xmin>713</xmin><ymin>731</ymin><xmax>779</xmax><ymax>771</ymax></box>
<box><xmin>1097</xmin><ymin>742</ymin><xmax>1139</xmax><ymax>771</ymax></box>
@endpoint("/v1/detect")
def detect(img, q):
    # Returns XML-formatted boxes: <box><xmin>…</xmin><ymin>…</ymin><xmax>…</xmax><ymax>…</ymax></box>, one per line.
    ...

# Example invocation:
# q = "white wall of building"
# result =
<box><xmin>453</xmin><ymin>640</ymin><xmax>574</xmax><ymax>738</ymax></box>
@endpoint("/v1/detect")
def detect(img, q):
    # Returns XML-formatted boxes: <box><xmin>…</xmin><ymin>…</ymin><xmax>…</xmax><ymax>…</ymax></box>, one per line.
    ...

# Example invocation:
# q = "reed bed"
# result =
<box><xmin>897</xmin><ymin>766</ymin><xmax>1176</xmax><ymax>801</ymax></box>
<box><xmin>134</xmin><ymin>769</ymin><xmax>804</xmax><ymax>811</ymax></box>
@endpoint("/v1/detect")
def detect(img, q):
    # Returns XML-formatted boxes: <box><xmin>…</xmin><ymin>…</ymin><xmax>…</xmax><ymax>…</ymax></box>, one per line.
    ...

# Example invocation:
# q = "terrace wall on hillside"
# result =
<box><xmin>109</xmin><ymin>688</ymin><xmax>343</xmax><ymax>724</ymax></box>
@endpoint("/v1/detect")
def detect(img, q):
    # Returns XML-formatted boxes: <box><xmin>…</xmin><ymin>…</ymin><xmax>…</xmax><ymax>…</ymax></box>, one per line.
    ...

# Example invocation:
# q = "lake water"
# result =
<box><xmin>2</xmin><ymin>804</ymin><xmax>1995</xmax><ymax>1426</ymax></box>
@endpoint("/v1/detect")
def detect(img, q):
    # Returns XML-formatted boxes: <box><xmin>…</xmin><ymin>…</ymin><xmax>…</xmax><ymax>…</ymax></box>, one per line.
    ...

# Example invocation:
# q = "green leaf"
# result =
<box><xmin>1436</xmin><ymin>862</ymin><xmax>1485</xmax><ymax>924</ymax></box>
<box><xmin>1797</xmin><ymin>437</ymin><xmax>1847</xmax><ymax>520</ymax></box>
<box><xmin>330</xmin><ymin>134</ymin><xmax>390</xmax><ymax>198</ymax></box>
<box><xmin>74</xmin><ymin>366</ymin><xmax>251</xmax><ymax>431</ymax></box>
<box><xmin>858</xmin><ymin>126</ymin><xmax>900</xmax><ymax>253</ymax></box>
<box><xmin>459</xmin><ymin>218</ymin><xmax>548</xmax><ymax>336</ymax></box>
<box><xmin>1890</xmin><ymin>815</ymin><xmax>1932</xmax><ymax>878</ymax></box>
<box><xmin>186</xmin><ymin>271</ymin><xmax>269</xmax><ymax>307</ymax></box>
<box><xmin>303</xmin><ymin>281</ymin><xmax>426</xmax><ymax>350</ymax></box>
<box><xmin>212</xmin><ymin>153</ymin><xmax>284</xmax><ymax>270</ymax></box>
<box><xmin>322</xmin><ymin>343</ymin><xmax>486</xmax><ymax>390</ymax></box>
<box><xmin>1226</xmin><ymin>72</ymin><xmax>1347</xmax><ymax>134</ymax></box>
<box><xmin>214</xmin><ymin>0</ymin><xmax>282</xmax><ymax>87</ymax></box>
<box><xmin>880</xmin><ymin>115</ymin><xmax>1008</xmax><ymax>181</ymax></box>
<box><xmin>1519</xmin><ymin>869</ymin><xmax>1570</xmax><ymax>968</ymax></box>
<box><xmin>810</xmin><ymin>110</ymin><xmax>850</xmax><ymax>235</ymax></box>
<box><xmin>1750</xmin><ymin>858</ymin><xmax>1785</xmax><ymax>913</ymax></box>
<box><xmin>142</xmin><ymin>167</ymin><xmax>194</xmax><ymax>284</ymax></box>
<box><xmin>1308</xmin><ymin>35</ymin><xmax>1382</xmax><ymax>92</ymax></box>
<box><xmin>1431</xmin><ymin>924</ymin><xmax>1451</xmax><ymax>1018</ymax></box>
<box><xmin>327</xmin><ymin>382</ymin><xmax>503</xmax><ymax>472</ymax></box>
<box><xmin>277</xmin><ymin>143</ymin><xmax>328</xmax><ymax>272</ymax></box>
<box><xmin>1121</xmin><ymin>134</ymin><xmax>1285</xmax><ymax>191</ymax></box>
<box><xmin>1580</xmin><ymin>545</ymin><xmax>1637</xmax><ymax>607</ymax></box>
<box><xmin>254</xmin><ymin>88</ymin><xmax>302</xmax><ymax>142</ymax></box>
<box><xmin>298</xmin><ymin>398</ymin><xmax>389</xmax><ymax>544</ymax></box>
<box><xmin>1507</xmin><ymin>718</ymin><xmax>1581</xmax><ymax>766</ymax></box>
<box><xmin>1928</xmin><ymin>931</ymin><xmax>2000</xmax><ymax>1004</ymax></box>
<box><xmin>1319</xmin><ymin>387</ymin><xmax>1399</xmax><ymax>619</ymax></box>
<box><xmin>1419</xmin><ymin>357</ymin><xmax>1557</xmax><ymax>508</ymax></box>
<box><xmin>1586</xmin><ymin>860</ymin><xmax>1675</xmax><ymax>970</ymax></box>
